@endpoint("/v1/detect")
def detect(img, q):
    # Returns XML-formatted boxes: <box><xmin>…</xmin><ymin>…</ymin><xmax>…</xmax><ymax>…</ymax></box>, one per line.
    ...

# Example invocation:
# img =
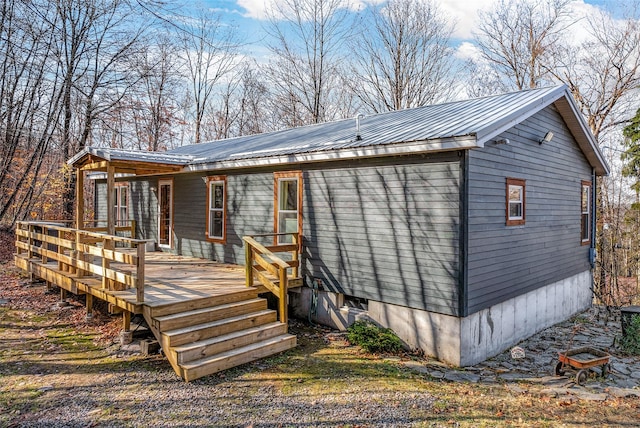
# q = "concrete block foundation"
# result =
<box><xmin>289</xmin><ymin>270</ymin><xmax>592</xmax><ymax>366</ymax></box>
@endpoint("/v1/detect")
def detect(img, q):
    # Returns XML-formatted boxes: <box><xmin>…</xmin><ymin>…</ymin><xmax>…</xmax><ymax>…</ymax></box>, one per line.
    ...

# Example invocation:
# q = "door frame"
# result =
<box><xmin>158</xmin><ymin>179</ymin><xmax>174</xmax><ymax>249</ymax></box>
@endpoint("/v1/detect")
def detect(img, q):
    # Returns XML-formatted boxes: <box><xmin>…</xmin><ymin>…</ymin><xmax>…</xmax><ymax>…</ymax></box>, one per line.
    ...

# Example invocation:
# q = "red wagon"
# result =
<box><xmin>555</xmin><ymin>346</ymin><xmax>611</xmax><ymax>385</ymax></box>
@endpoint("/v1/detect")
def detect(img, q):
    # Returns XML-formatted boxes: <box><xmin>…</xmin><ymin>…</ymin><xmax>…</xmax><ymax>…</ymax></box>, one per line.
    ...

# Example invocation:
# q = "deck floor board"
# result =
<box><xmin>17</xmin><ymin>252</ymin><xmax>253</xmax><ymax>311</ymax></box>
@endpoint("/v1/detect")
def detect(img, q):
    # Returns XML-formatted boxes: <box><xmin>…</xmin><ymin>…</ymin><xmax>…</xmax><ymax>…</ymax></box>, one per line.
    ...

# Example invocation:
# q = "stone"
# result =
<box><xmin>38</xmin><ymin>385</ymin><xmax>54</xmax><ymax>392</ymax></box>
<box><xmin>606</xmin><ymin>387</ymin><xmax>640</xmax><ymax>398</ymax></box>
<box><xmin>574</xmin><ymin>391</ymin><xmax>608</xmax><ymax>401</ymax></box>
<box><xmin>428</xmin><ymin>370</ymin><xmax>445</xmax><ymax>379</ymax></box>
<box><xmin>506</xmin><ymin>384</ymin><xmax>526</xmax><ymax>394</ymax></box>
<box><xmin>443</xmin><ymin>371</ymin><xmax>480</xmax><ymax>383</ymax></box>
<box><xmin>0</xmin><ymin>298</ymin><xmax>8</xmax><ymax>306</ymax></box>
<box><xmin>498</xmin><ymin>372</ymin><xmax>529</xmax><ymax>381</ymax></box>
<box><xmin>119</xmin><ymin>331</ymin><xmax>133</xmax><ymax>345</ymax></box>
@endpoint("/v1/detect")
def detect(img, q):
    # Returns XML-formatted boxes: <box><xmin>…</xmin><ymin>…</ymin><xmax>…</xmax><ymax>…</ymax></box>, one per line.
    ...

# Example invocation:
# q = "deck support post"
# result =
<box><xmin>106</xmin><ymin>163</ymin><xmax>115</xmax><ymax>236</ymax></box>
<box><xmin>60</xmin><ymin>288</ymin><xmax>67</xmax><ymax>302</ymax></box>
<box><xmin>85</xmin><ymin>294</ymin><xmax>93</xmax><ymax>321</ymax></box>
<box><xmin>120</xmin><ymin>311</ymin><xmax>133</xmax><ymax>344</ymax></box>
<box><xmin>75</xmin><ymin>168</ymin><xmax>84</xmax><ymax>230</ymax></box>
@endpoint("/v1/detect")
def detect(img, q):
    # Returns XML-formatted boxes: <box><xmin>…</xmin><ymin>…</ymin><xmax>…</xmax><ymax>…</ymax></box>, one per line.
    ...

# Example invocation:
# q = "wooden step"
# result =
<box><xmin>148</xmin><ymin>288</ymin><xmax>260</xmax><ymax>317</ymax></box>
<box><xmin>181</xmin><ymin>334</ymin><xmax>297</xmax><ymax>381</ymax></box>
<box><xmin>172</xmin><ymin>322</ymin><xmax>288</xmax><ymax>364</ymax></box>
<box><xmin>163</xmin><ymin>310</ymin><xmax>277</xmax><ymax>347</ymax></box>
<box><xmin>153</xmin><ymin>298</ymin><xmax>267</xmax><ymax>331</ymax></box>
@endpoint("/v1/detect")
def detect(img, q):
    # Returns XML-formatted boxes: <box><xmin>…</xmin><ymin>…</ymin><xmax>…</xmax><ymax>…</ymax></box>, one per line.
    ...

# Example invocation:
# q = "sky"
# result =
<box><xmin>188</xmin><ymin>0</ymin><xmax>618</xmax><ymax>69</ymax></box>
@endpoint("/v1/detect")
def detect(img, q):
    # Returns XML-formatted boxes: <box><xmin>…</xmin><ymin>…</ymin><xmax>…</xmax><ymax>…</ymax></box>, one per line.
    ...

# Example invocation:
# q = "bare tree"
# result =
<box><xmin>179</xmin><ymin>8</ymin><xmax>239</xmax><ymax>144</ymax></box>
<box><xmin>130</xmin><ymin>34</ymin><xmax>181</xmax><ymax>151</ymax></box>
<box><xmin>551</xmin><ymin>6</ymin><xmax>640</xmax><ymax>140</ymax></box>
<box><xmin>348</xmin><ymin>0</ymin><xmax>456</xmax><ymax>113</ymax></box>
<box><xmin>474</xmin><ymin>0</ymin><xmax>572</xmax><ymax>90</ymax></box>
<box><xmin>265</xmin><ymin>0</ymin><xmax>351</xmax><ymax>126</ymax></box>
<box><xmin>0</xmin><ymin>0</ymin><xmax>64</xmax><ymax>226</ymax></box>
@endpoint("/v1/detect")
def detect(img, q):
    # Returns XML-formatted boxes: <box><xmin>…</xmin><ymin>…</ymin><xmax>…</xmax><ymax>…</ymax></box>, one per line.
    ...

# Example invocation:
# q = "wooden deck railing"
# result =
<box><xmin>15</xmin><ymin>221</ymin><xmax>147</xmax><ymax>303</ymax></box>
<box><xmin>83</xmin><ymin>219</ymin><xmax>136</xmax><ymax>238</ymax></box>
<box><xmin>243</xmin><ymin>233</ymin><xmax>299</xmax><ymax>324</ymax></box>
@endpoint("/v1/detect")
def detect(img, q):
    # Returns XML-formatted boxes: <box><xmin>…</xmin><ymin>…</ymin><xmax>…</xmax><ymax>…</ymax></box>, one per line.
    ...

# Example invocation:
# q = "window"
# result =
<box><xmin>506</xmin><ymin>178</ymin><xmax>526</xmax><ymax>226</ymax></box>
<box><xmin>581</xmin><ymin>181</ymin><xmax>591</xmax><ymax>244</ymax></box>
<box><xmin>206</xmin><ymin>176</ymin><xmax>226</xmax><ymax>242</ymax></box>
<box><xmin>114</xmin><ymin>183</ymin><xmax>129</xmax><ymax>227</ymax></box>
<box><xmin>274</xmin><ymin>171</ymin><xmax>302</xmax><ymax>245</ymax></box>
<box><xmin>158</xmin><ymin>179</ymin><xmax>173</xmax><ymax>247</ymax></box>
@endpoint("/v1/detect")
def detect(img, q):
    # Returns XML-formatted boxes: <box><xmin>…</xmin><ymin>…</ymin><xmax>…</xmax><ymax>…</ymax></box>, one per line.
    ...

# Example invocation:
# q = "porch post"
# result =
<box><xmin>75</xmin><ymin>168</ymin><xmax>84</xmax><ymax>230</ymax></box>
<box><xmin>106</xmin><ymin>163</ymin><xmax>115</xmax><ymax>236</ymax></box>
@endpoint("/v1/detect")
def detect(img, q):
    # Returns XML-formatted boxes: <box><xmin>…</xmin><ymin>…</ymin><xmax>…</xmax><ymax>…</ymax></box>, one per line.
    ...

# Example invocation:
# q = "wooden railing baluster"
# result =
<box><xmin>242</xmin><ymin>232</ymin><xmax>300</xmax><ymax>324</ymax></box>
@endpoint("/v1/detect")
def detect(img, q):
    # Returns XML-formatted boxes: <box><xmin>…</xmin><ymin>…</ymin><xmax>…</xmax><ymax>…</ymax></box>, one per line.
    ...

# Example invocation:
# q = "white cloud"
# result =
<box><xmin>236</xmin><ymin>0</ymin><xmax>272</xmax><ymax>20</ymax></box>
<box><xmin>454</xmin><ymin>41</ymin><xmax>482</xmax><ymax>61</ymax></box>
<box><xmin>436</xmin><ymin>0</ymin><xmax>495</xmax><ymax>39</ymax></box>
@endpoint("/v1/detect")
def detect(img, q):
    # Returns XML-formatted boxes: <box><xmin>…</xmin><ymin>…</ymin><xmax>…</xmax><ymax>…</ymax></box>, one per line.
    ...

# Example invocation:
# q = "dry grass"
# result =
<box><xmin>1</xmin><ymin>261</ymin><xmax>639</xmax><ymax>427</ymax></box>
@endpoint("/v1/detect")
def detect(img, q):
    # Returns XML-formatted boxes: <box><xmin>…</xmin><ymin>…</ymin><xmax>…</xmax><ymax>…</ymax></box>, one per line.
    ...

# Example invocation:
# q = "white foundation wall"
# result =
<box><xmin>459</xmin><ymin>270</ymin><xmax>592</xmax><ymax>366</ymax></box>
<box><xmin>291</xmin><ymin>270</ymin><xmax>592</xmax><ymax>367</ymax></box>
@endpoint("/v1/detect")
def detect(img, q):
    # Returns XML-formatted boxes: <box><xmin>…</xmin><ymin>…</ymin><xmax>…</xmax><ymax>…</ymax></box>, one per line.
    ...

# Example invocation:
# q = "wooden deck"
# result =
<box><xmin>14</xmin><ymin>222</ymin><xmax>301</xmax><ymax>381</ymax></box>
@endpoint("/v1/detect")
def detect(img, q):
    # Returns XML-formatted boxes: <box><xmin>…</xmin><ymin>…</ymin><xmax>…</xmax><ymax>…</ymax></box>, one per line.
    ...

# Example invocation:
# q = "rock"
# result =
<box><xmin>428</xmin><ymin>370</ymin><xmax>445</xmax><ymax>379</ymax></box>
<box><xmin>443</xmin><ymin>371</ymin><xmax>480</xmax><ymax>383</ymax></box>
<box><xmin>38</xmin><ymin>385</ymin><xmax>54</xmax><ymax>392</ymax></box>
<box><xmin>506</xmin><ymin>384</ymin><xmax>526</xmax><ymax>394</ymax></box>
<box><xmin>574</xmin><ymin>391</ymin><xmax>608</xmax><ymax>401</ymax></box>
<box><xmin>606</xmin><ymin>387</ymin><xmax>640</xmax><ymax>398</ymax></box>
<box><xmin>402</xmin><ymin>360</ymin><xmax>430</xmax><ymax>374</ymax></box>
<box><xmin>536</xmin><ymin>388</ymin><xmax>569</xmax><ymax>398</ymax></box>
<box><xmin>498</xmin><ymin>372</ymin><xmax>529</xmax><ymax>381</ymax></box>
<box><xmin>0</xmin><ymin>298</ymin><xmax>8</xmax><ymax>306</ymax></box>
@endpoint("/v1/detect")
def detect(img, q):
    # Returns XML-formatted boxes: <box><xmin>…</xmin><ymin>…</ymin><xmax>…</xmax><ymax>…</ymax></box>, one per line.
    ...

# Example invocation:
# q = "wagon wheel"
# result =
<box><xmin>601</xmin><ymin>363</ymin><xmax>610</xmax><ymax>378</ymax></box>
<box><xmin>554</xmin><ymin>361</ymin><xmax>566</xmax><ymax>376</ymax></box>
<box><xmin>576</xmin><ymin>370</ymin><xmax>588</xmax><ymax>385</ymax></box>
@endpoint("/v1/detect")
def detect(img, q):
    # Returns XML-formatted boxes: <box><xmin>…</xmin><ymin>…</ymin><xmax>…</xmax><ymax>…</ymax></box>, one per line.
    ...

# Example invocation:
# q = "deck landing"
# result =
<box><xmin>15</xmin><ymin>251</ymin><xmax>296</xmax><ymax>381</ymax></box>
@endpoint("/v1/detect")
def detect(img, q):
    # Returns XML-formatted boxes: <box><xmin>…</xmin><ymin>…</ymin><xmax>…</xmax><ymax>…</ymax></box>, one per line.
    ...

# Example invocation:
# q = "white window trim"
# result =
<box><xmin>208</xmin><ymin>179</ymin><xmax>226</xmax><ymax>241</ymax></box>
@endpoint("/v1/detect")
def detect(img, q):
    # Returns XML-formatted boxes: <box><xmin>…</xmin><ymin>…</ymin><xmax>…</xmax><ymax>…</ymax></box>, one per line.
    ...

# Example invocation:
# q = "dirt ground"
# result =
<box><xmin>1</xmin><ymin>230</ymin><xmax>639</xmax><ymax>427</ymax></box>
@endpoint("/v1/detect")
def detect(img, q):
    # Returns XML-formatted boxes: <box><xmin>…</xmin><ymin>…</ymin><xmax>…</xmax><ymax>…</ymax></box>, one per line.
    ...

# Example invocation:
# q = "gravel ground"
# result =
<box><xmin>5</xmin><ymin>338</ymin><xmax>436</xmax><ymax>428</ymax></box>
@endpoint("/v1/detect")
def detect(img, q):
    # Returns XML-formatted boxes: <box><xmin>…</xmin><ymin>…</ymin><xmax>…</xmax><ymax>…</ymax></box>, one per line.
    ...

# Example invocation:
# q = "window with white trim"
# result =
<box><xmin>274</xmin><ymin>171</ymin><xmax>302</xmax><ymax>245</ymax></box>
<box><xmin>506</xmin><ymin>178</ymin><xmax>525</xmax><ymax>226</ymax></box>
<box><xmin>114</xmin><ymin>183</ymin><xmax>129</xmax><ymax>227</ymax></box>
<box><xmin>207</xmin><ymin>176</ymin><xmax>226</xmax><ymax>242</ymax></box>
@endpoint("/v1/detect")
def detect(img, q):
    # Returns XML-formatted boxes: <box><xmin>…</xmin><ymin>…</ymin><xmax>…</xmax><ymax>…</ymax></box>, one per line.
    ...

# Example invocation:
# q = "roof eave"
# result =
<box><xmin>553</xmin><ymin>90</ymin><xmax>610</xmax><ymax>176</ymax></box>
<box><xmin>185</xmin><ymin>135</ymin><xmax>479</xmax><ymax>172</ymax></box>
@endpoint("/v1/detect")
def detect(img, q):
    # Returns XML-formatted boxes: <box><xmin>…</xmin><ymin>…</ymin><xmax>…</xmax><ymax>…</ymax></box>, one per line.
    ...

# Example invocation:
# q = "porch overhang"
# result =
<box><xmin>68</xmin><ymin>147</ymin><xmax>192</xmax><ymax>234</ymax></box>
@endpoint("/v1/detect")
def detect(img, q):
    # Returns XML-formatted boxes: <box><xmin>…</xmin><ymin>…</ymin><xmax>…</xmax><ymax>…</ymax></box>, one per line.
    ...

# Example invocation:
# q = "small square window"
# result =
<box><xmin>506</xmin><ymin>178</ymin><xmax>526</xmax><ymax>226</ymax></box>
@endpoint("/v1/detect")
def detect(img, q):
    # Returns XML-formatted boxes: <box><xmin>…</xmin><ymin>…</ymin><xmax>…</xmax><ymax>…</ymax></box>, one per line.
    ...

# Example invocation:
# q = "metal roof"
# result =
<box><xmin>166</xmin><ymin>85</ymin><xmax>607</xmax><ymax>175</ymax></box>
<box><xmin>68</xmin><ymin>85</ymin><xmax>609</xmax><ymax>175</ymax></box>
<box><xmin>68</xmin><ymin>146</ymin><xmax>193</xmax><ymax>166</ymax></box>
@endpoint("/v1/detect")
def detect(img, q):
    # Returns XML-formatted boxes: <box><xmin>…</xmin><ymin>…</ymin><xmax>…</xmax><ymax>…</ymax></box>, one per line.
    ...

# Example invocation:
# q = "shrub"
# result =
<box><xmin>347</xmin><ymin>320</ymin><xmax>402</xmax><ymax>354</ymax></box>
<box><xmin>619</xmin><ymin>314</ymin><xmax>640</xmax><ymax>355</ymax></box>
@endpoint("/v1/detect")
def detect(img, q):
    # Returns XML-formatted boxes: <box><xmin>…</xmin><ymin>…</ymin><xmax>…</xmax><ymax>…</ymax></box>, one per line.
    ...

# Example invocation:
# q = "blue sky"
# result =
<box><xmin>192</xmin><ymin>0</ymin><xmax>614</xmax><ymax>61</ymax></box>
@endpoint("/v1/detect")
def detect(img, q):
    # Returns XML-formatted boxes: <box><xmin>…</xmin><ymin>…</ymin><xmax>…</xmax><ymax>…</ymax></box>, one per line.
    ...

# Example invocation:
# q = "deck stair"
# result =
<box><xmin>143</xmin><ymin>288</ymin><xmax>296</xmax><ymax>381</ymax></box>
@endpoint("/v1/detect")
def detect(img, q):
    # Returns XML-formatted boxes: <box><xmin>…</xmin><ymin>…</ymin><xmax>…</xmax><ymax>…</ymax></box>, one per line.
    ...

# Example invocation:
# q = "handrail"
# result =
<box><xmin>15</xmin><ymin>221</ymin><xmax>146</xmax><ymax>303</ymax></box>
<box><xmin>243</xmin><ymin>232</ymin><xmax>299</xmax><ymax>324</ymax></box>
<box><xmin>84</xmin><ymin>219</ymin><xmax>136</xmax><ymax>238</ymax></box>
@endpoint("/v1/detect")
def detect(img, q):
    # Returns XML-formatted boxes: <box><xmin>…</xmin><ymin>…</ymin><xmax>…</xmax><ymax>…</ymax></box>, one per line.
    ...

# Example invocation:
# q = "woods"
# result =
<box><xmin>1</xmin><ymin>0</ymin><xmax>640</xmax><ymax>307</ymax></box>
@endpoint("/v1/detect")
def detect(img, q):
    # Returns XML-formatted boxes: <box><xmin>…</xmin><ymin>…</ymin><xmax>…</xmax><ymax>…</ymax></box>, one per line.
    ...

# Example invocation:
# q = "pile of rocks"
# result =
<box><xmin>402</xmin><ymin>306</ymin><xmax>640</xmax><ymax>401</ymax></box>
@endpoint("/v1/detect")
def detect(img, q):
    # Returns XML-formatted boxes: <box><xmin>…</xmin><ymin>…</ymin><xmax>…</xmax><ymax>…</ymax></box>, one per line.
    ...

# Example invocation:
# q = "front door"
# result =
<box><xmin>158</xmin><ymin>179</ymin><xmax>173</xmax><ymax>248</ymax></box>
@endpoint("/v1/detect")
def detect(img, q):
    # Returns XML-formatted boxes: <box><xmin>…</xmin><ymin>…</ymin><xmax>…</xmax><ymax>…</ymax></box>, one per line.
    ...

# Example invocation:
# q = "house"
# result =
<box><xmin>72</xmin><ymin>85</ymin><xmax>609</xmax><ymax>366</ymax></box>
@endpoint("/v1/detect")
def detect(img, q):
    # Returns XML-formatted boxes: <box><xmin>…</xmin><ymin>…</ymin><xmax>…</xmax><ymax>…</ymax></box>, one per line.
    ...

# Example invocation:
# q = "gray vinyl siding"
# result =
<box><xmin>303</xmin><ymin>154</ymin><xmax>462</xmax><ymax>316</ymax></box>
<box><xmin>172</xmin><ymin>172</ymin><xmax>273</xmax><ymax>263</ymax></box>
<box><xmin>466</xmin><ymin>104</ymin><xmax>592</xmax><ymax>315</ymax></box>
<box><xmin>129</xmin><ymin>179</ymin><xmax>157</xmax><ymax>242</ymax></box>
